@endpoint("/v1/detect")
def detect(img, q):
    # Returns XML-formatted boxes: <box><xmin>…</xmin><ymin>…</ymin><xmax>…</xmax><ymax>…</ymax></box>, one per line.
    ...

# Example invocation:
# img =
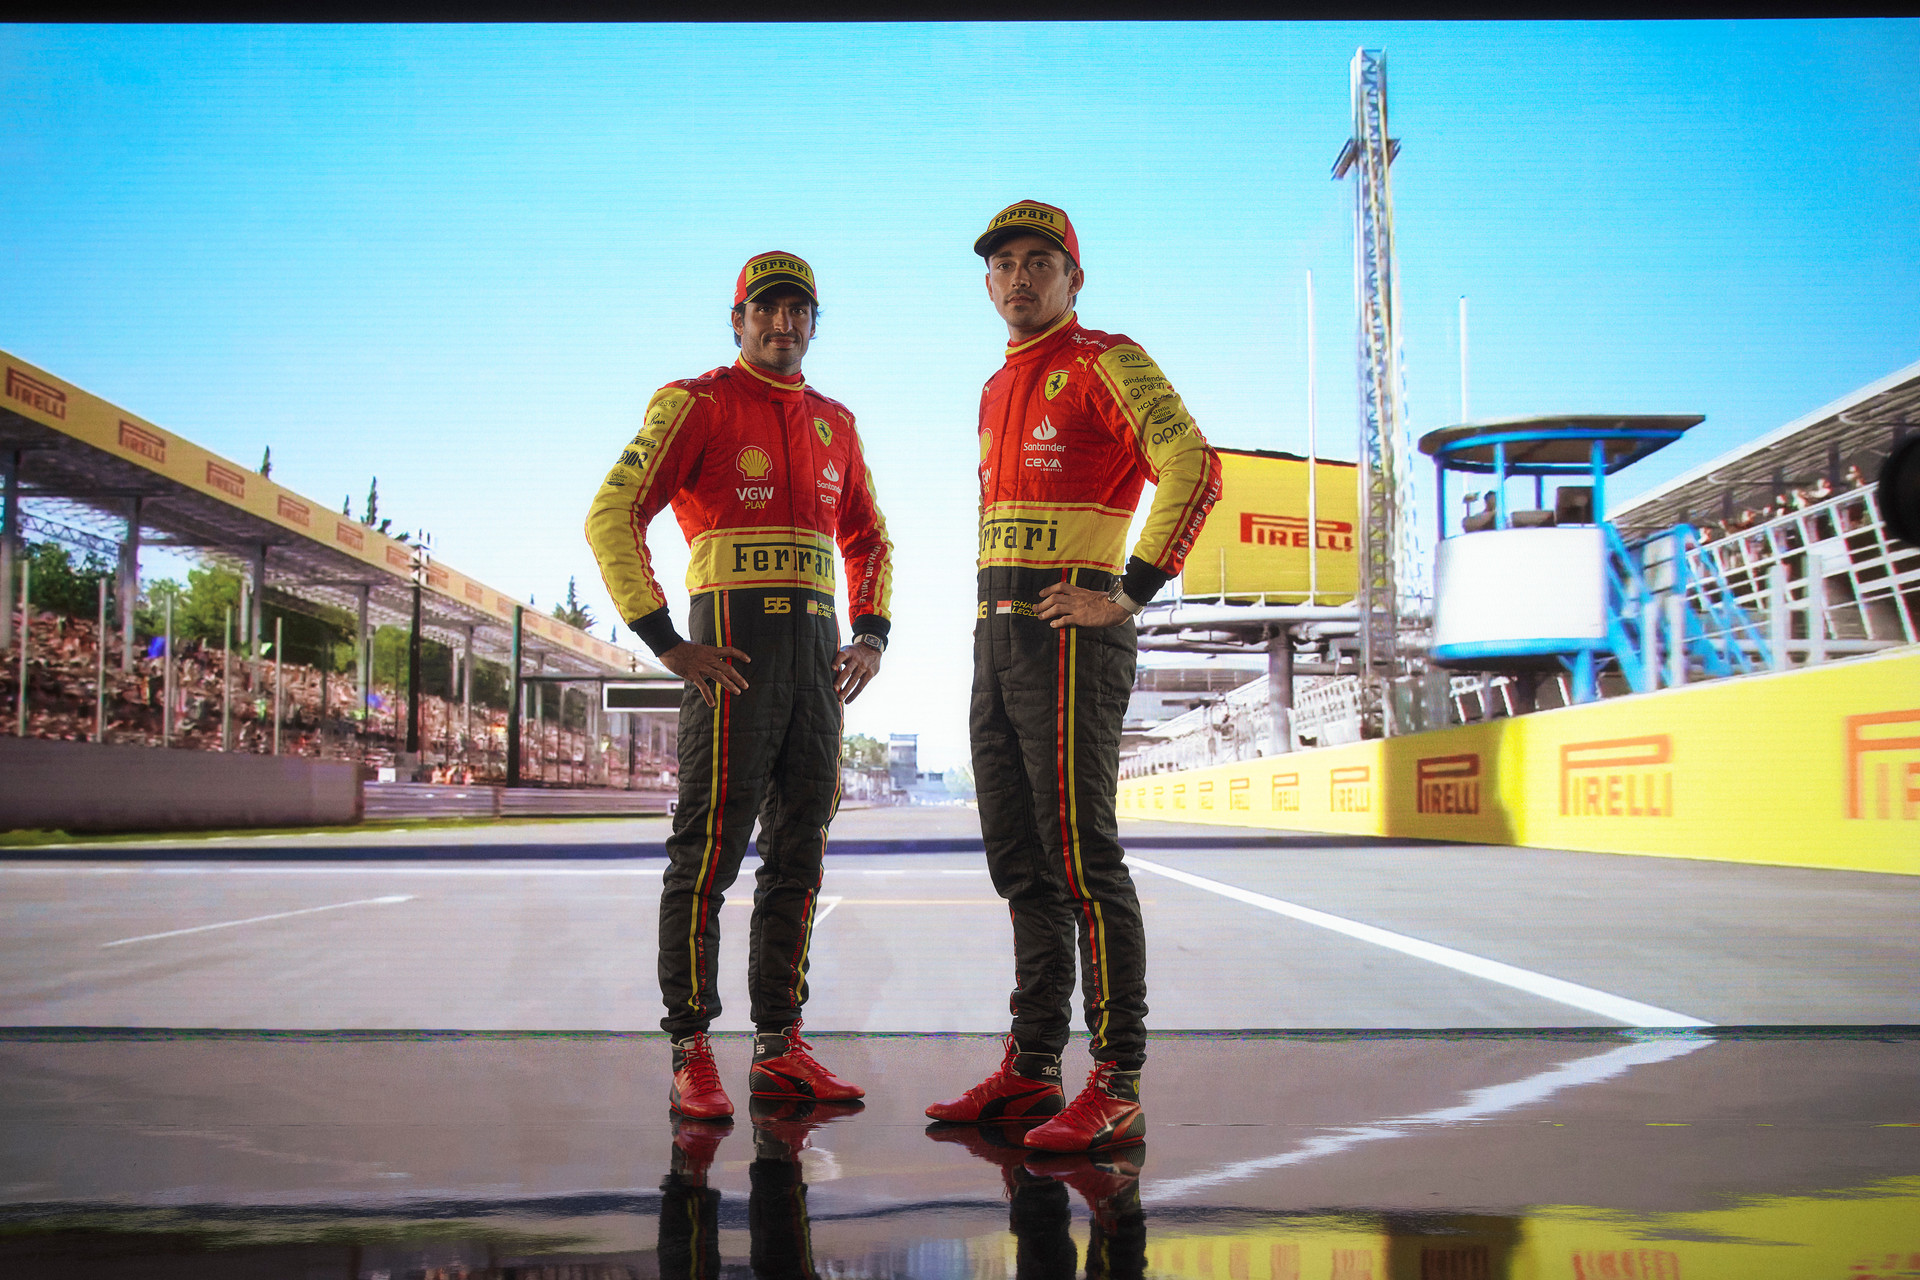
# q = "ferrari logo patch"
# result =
<box><xmin>1044</xmin><ymin>370</ymin><xmax>1070</xmax><ymax>400</ymax></box>
<box><xmin>813</xmin><ymin>417</ymin><xmax>833</xmax><ymax>447</ymax></box>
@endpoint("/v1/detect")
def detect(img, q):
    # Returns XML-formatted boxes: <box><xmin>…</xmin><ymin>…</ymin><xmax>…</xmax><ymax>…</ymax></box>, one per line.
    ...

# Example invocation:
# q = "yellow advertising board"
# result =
<box><xmin>1117</xmin><ymin>648</ymin><xmax>1920</xmax><ymax>875</ymax></box>
<box><xmin>1</xmin><ymin>349</ymin><xmax>629</xmax><ymax>668</ymax></box>
<box><xmin>1180</xmin><ymin>448</ymin><xmax>1359</xmax><ymax>603</ymax></box>
<box><xmin>1135</xmin><ymin>1180</ymin><xmax>1920</xmax><ymax>1279</ymax></box>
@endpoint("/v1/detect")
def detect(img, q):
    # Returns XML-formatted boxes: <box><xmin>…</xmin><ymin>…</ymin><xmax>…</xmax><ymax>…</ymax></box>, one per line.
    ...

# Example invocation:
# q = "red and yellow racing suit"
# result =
<box><xmin>587</xmin><ymin>356</ymin><xmax>892</xmax><ymax>1038</ymax></box>
<box><xmin>972</xmin><ymin>311</ymin><xmax>1221</xmax><ymax>1070</ymax></box>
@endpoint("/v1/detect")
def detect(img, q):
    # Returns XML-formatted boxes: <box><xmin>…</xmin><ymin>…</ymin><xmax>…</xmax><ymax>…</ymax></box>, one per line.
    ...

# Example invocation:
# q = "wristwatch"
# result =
<box><xmin>853</xmin><ymin>633</ymin><xmax>887</xmax><ymax>653</ymax></box>
<box><xmin>1105</xmin><ymin>581</ymin><xmax>1144</xmax><ymax>617</ymax></box>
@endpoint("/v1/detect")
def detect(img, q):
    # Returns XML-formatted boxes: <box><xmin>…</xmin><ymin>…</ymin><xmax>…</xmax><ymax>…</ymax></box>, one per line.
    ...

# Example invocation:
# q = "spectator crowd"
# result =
<box><xmin>1</xmin><ymin>608</ymin><xmax>675</xmax><ymax>790</ymax></box>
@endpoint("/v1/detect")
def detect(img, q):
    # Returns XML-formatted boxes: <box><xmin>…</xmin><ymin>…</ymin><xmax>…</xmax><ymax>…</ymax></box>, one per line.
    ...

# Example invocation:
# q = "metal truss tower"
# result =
<box><xmin>1333</xmin><ymin>47</ymin><xmax>1421</xmax><ymax>733</ymax></box>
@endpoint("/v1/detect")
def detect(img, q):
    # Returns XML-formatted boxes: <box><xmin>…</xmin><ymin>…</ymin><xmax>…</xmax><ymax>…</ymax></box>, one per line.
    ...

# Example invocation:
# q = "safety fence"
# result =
<box><xmin>1</xmin><ymin>607</ymin><xmax>676</xmax><ymax>791</ymax></box>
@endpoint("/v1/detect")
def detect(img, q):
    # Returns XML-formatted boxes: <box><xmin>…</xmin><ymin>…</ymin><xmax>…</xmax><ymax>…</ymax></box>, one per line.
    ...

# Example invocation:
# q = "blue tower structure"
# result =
<box><xmin>1420</xmin><ymin>415</ymin><xmax>1768</xmax><ymax>704</ymax></box>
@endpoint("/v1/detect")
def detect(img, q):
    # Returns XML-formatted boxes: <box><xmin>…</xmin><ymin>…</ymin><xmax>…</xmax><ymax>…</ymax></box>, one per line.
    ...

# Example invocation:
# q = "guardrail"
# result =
<box><xmin>363</xmin><ymin>783</ymin><xmax>674</xmax><ymax>821</ymax></box>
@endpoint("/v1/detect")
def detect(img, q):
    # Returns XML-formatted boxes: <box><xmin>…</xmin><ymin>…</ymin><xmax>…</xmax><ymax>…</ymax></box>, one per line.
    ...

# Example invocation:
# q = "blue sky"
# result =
<box><xmin>4</xmin><ymin>21</ymin><xmax>1916</xmax><ymax>769</ymax></box>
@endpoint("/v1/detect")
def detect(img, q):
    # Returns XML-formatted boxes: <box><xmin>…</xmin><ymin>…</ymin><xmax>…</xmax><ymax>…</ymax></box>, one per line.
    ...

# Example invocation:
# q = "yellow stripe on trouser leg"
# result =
<box><xmin>686</xmin><ymin>603</ymin><xmax>729</xmax><ymax>1017</ymax></box>
<box><xmin>1066</xmin><ymin>626</ymin><xmax>1113</xmax><ymax>1052</ymax></box>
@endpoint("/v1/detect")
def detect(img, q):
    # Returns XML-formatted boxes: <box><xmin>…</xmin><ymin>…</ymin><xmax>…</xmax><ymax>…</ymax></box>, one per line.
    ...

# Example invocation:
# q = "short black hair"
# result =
<box><xmin>731</xmin><ymin>289</ymin><xmax>820</xmax><ymax>347</ymax></box>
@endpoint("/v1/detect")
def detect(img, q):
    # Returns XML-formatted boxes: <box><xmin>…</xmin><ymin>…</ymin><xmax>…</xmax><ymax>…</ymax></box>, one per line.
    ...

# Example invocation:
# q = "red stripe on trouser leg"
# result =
<box><xmin>972</xmin><ymin>564</ymin><xmax>1148</xmax><ymax>1067</ymax></box>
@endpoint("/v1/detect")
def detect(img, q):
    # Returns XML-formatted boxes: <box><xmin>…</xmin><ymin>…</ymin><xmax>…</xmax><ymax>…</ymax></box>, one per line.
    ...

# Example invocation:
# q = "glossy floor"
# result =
<box><xmin>3</xmin><ymin>1029</ymin><xmax>1915</xmax><ymax>1278</ymax></box>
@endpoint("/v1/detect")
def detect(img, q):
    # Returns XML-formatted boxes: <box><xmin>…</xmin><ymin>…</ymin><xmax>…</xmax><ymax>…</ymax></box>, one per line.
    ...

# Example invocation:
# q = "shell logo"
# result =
<box><xmin>979</xmin><ymin>429</ymin><xmax>992</xmax><ymax>460</ymax></box>
<box><xmin>737</xmin><ymin>446</ymin><xmax>773</xmax><ymax>479</ymax></box>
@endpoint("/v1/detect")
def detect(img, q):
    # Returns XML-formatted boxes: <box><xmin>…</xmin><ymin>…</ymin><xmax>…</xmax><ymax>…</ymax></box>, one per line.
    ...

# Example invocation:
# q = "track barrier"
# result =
<box><xmin>0</xmin><ymin>737</ymin><xmax>361</xmax><ymax>833</ymax></box>
<box><xmin>1117</xmin><ymin>648</ymin><xmax>1918</xmax><ymax>875</ymax></box>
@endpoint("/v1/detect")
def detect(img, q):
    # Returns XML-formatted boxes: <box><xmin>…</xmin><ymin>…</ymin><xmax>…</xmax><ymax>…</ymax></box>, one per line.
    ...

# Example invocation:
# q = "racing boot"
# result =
<box><xmin>926</xmin><ymin>1123</ymin><xmax>1076</xmax><ymax>1277</ymax></box>
<box><xmin>749</xmin><ymin>1095</ymin><xmax>865</xmax><ymax>1164</ymax></box>
<box><xmin>669</xmin><ymin>1114</ymin><xmax>733</xmax><ymax>1186</ymax></box>
<box><xmin>748</xmin><ymin>1022</ymin><xmax>865</xmax><ymax>1102</ymax></box>
<box><xmin>1022</xmin><ymin>1061</ymin><xmax>1144</xmax><ymax>1153</ymax></box>
<box><xmin>925</xmin><ymin>1121</ymin><xmax>1040</xmax><ymax>1197</ymax></box>
<box><xmin>659</xmin><ymin>1116</ymin><xmax>728</xmax><ymax>1280</ymax></box>
<box><xmin>669</xmin><ymin>1032</ymin><xmax>734</xmax><ymax>1120</ymax></box>
<box><xmin>1027</xmin><ymin>1143</ymin><xmax>1147</xmax><ymax>1280</ymax></box>
<box><xmin>924</xmin><ymin>1035</ymin><xmax>1066</xmax><ymax>1125</ymax></box>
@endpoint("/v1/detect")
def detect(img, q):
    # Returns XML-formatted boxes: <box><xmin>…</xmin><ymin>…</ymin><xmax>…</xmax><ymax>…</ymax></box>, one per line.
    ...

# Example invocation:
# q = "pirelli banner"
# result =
<box><xmin>1180</xmin><ymin>447</ymin><xmax>1359</xmax><ymax>603</ymax></box>
<box><xmin>1</xmin><ymin>348</ymin><xmax>629</xmax><ymax>669</ymax></box>
<box><xmin>1138</xmin><ymin>1182</ymin><xmax>1920</xmax><ymax>1278</ymax></box>
<box><xmin>1117</xmin><ymin>648</ymin><xmax>1919</xmax><ymax>876</ymax></box>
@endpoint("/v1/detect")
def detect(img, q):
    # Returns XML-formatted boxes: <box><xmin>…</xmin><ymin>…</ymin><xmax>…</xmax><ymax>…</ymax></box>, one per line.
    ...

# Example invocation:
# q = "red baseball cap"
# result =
<box><xmin>973</xmin><ymin>200</ymin><xmax>1080</xmax><ymax>263</ymax></box>
<box><xmin>734</xmin><ymin>251</ymin><xmax>818</xmax><ymax>306</ymax></box>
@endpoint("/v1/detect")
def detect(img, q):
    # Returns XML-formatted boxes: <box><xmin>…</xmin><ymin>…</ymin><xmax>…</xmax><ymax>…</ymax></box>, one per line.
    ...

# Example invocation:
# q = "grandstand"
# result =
<box><xmin>0</xmin><ymin>348</ymin><xmax>671</xmax><ymax>787</ymax></box>
<box><xmin>1121</xmin><ymin>358</ymin><xmax>1920</xmax><ymax>775</ymax></box>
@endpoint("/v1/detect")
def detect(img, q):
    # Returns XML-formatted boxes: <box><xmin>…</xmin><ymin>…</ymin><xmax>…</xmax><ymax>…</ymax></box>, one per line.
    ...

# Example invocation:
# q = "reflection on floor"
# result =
<box><xmin>2</xmin><ymin>1030</ymin><xmax>1915</xmax><ymax>1278</ymax></box>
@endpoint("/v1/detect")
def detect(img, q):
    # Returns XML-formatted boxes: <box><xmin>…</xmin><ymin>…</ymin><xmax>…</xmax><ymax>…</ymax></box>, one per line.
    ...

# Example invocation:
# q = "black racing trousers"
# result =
<box><xmin>659</xmin><ymin>1155</ymin><xmax>818</xmax><ymax>1280</ymax></box>
<box><xmin>971</xmin><ymin>565</ymin><xmax>1147</xmax><ymax>1070</ymax></box>
<box><xmin>659</xmin><ymin>587</ymin><xmax>842</xmax><ymax>1039</ymax></box>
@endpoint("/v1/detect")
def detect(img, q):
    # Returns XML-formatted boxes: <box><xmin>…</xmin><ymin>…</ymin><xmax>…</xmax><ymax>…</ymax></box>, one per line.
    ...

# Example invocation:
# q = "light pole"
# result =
<box><xmin>406</xmin><ymin>535</ymin><xmax>431</xmax><ymax>757</ymax></box>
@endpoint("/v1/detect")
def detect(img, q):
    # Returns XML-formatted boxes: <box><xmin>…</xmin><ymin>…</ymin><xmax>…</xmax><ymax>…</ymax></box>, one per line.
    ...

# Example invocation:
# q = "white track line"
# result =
<box><xmin>1144</xmin><ymin>1035</ymin><xmax>1711</xmax><ymax>1201</ymax></box>
<box><xmin>102</xmin><ymin>895</ymin><xmax>415</xmax><ymax>947</ymax></box>
<box><xmin>1127</xmin><ymin>856</ymin><xmax>1710</xmax><ymax>1028</ymax></box>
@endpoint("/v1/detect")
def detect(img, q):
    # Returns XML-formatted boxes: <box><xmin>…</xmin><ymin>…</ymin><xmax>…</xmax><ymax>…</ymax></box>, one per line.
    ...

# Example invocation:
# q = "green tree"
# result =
<box><xmin>138</xmin><ymin>565</ymin><xmax>240</xmax><ymax>647</ymax></box>
<box><xmin>470</xmin><ymin>655</ymin><xmax>511</xmax><ymax>710</ymax></box>
<box><xmin>19</xmin><ymin>541</ymin><xmax>117</xmax><ymax>621</ymax></box>
<box><xmin>370</xmin><ymin>624</ymin><xmax>455</xmax><ymax>697</ymax></box>
<box><xmin>259</xmin><ymin>446</ymin><xmax>272</xmax><ymax>478</ymax></box>
<box><xmin>133</xmin><ymin>566</ymin><xmax>353</xmax><ymax>669</ymax></box>
<box><xmin>841</xmin><ymin>733</ymin><xmax>885</xmax><ymax>769</ymax></box>
<box><xmin>554</xmin><ymin>576</ymin><xmax>596</xmax><ymax>630</ymax></box>
<box><xmin>363</xmin><ymin>477</ymin><xmax>379</xmax><ymax>527</ymax></box>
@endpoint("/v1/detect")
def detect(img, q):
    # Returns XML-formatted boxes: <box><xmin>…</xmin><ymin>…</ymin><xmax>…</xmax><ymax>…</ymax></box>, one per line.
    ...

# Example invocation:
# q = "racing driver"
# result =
<box><xmin>587</xmin><ymin>251</ymin><xmax>893</xmax><ymax>1121</ymax></box>
<box><xmin>926</xmin><ymin>201</ymin><xmax>1222</xmax><ymax>1151</ymax></box>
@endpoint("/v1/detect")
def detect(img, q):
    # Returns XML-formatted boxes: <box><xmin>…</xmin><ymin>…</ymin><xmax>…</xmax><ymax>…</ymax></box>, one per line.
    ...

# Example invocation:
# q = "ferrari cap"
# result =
<box><xmin>973</xmin><ymin>200</ymin><xmax>1080</xmax><ymax>262</ymax></box>
<box><xmin>734</xmin><ymin>252</ymin><xmax>818</xmax><ymax>306</ymax></box>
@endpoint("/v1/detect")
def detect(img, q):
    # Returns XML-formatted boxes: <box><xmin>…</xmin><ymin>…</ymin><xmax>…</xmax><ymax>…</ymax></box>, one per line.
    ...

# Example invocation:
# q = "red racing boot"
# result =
<box><xmin>748</xmin><ymin>1095</ymin><xmax>865</xmax><ymax>1162</ymax></box>
<box><xmin>925</xmin><ymin>1036</ymin><xmax>1066</xmax><ymax>1125</ymax></box>
<box><xmin>748</xmin><ymin>1022</ymin><xmax>865</xmax><ymax>1102</ymax></box>
<box><xmin>1022</xmin><ymin>1062</ymin><xmax>1144</xmax><ymax>1152</ymax></box>
<box><xmin>1027</xmin><ymin>1143</ymin><xmax>1147</xmax><ymax>1277</ymax></box>
<box><xmin>669</xmin><ymin>1113</ymin><xmax>733</xmax><ymax>1184</ymax></box>
<box><xmin>925</xmin><ymin>1121</ymin><xmax>1039</xmax><ymax>1195</ymax></box>
<box><xmin>669</xmin><ymin>1032</ymin><xmax>735</xmax><ymax>1120</ymax></box>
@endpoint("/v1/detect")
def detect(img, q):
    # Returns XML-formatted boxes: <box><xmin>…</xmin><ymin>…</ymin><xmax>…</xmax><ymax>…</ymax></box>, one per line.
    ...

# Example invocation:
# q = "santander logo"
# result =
<box><xmin>821</xmin><ymin>460</ymin><xmax>840</xmax><ymax>483</ymax></box>
<box><xmin>1032</xmin><ymin>419</ymin><xmax>1058</xmax><ymax>441</ymax></box>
